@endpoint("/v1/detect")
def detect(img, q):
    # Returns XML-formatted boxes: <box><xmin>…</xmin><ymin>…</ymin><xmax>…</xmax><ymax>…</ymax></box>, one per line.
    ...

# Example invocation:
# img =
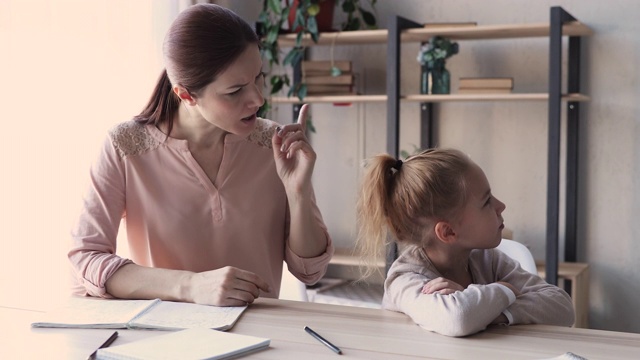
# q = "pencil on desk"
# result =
<box><xmin>304</xmin><ymin>326</ymin><xmax>342</xmax><ymax>355</ymax></box>
<box><xmin>87</xmin><ymin>330</ymin><xmax>118</xmax><ymax>360</ymax></box>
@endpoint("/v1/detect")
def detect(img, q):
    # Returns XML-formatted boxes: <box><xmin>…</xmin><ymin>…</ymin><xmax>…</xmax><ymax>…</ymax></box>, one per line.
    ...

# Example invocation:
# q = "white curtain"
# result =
<box><xmin>0</xmin><ymin>0</ymin><xmax>177</xmax><ymax>310</ymax></box>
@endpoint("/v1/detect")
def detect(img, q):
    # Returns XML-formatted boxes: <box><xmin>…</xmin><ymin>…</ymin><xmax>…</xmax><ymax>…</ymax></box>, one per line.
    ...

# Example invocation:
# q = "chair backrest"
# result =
<box><xmin>496</xmin><ymin>239</ymin><xmax>538</xmax><ymax>275</ymax></box>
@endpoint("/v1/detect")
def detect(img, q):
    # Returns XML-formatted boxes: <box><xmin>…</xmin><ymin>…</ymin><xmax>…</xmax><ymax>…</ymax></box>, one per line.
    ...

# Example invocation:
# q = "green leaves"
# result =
<box><xmin>340</xmin><ymin>0</ymin><xmax>377</xmax><ymax>31</ymax></box>
<box><xmin>417</xmin><ymin>36</ymin><xmax>459</xmax><ymax>69</ymax></box>
<box><xmin>267</xmin><ymin>0</ymin><xmax>282</xmax><ymax>15</ymax></box>
<box><xmin>307</xmin><ymin>3</ymin><xmax>321</xmax><ymax>16</ymax></box>
<box><xmin>270</xmin><ymin>75</ymin><xmax>286</xmax><ymax>94</ymax></box>
<box><xmin>283</xmin><ymin>47</ymin><xmax>304</xmax><ymax>67</ymax></box>
<box><xmin>259</xmin><ymin>0</ymin><xmax>322</xmax><ymax>104</ymax></box>
<box><xmin>258</xmin><ymin>0</ymin><xmax>378</xmax><ymax>122</ymax></box>
<box><xmin>307</xmin><ymin>16</ymin><xmax>319</xmax><ymax>43</ymax></box>
<box><xmin>360</xmin><ymin>7</ymin><xmax>376</xmax><ymax>27</ymax></box>
<box><xmin>287</xmin><ymin>83</ymin><xmax>307</xmax><ymax>100</ymax></box>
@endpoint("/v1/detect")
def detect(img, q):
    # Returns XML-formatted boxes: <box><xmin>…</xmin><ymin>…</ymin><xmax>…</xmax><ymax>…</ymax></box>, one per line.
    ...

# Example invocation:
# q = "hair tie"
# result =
<box><xmin>393</xmin><ymin>159</ymin><xmax>403</xmax><ymax>171</ymax></box>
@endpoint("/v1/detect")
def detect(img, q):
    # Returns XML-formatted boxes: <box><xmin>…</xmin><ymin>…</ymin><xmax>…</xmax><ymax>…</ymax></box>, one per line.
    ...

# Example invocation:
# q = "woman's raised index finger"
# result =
<box><xmin>296</xmin><ymin>104</ymin><xmax>309</xmax><ymax>130</ymax></box>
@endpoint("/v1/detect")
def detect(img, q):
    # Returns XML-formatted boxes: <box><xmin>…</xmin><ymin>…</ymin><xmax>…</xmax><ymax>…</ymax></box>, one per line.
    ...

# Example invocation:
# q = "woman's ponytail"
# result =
<box><xmin>133</xmin><ymin>69</ymin><xmax>180</xmax><ymax>135</ymax></box>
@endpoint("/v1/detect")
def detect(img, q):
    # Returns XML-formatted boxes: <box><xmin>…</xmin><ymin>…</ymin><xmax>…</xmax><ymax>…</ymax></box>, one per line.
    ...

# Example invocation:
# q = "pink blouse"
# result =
<box><xmin>68</xmin><ymin>118</ymin><xmax>333</xmax><ymax>298</ymax></box>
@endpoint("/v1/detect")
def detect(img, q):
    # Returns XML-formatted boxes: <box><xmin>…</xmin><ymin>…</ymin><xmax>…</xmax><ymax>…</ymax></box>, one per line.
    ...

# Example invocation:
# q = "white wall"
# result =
<box><xmin>264</xmin><ymin>1</ymin><xmax>640</xmax><ymax>333</ymax></box>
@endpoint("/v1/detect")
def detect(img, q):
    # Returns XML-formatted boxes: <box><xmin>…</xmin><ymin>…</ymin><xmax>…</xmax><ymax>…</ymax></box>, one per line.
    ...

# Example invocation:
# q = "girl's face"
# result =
<box><xmin>192</xmin><ymin>43</ymin><xmax>265</xmax><ymax>136</ymax></box>
<box><xmin>454</xmin><ymin>162</ymin><xmax>506</xmax><ymax>250</ymax></box>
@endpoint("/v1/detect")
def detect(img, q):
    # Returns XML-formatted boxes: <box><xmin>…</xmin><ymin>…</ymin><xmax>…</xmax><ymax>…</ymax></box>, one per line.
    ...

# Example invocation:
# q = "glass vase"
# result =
<box><xmin>420</xmin><ymin>64</ymin><xmax>430</xmax><ymax>94</ymax></box>
<box><xmin>420</xmin><ymin>62</ymin><xmax>450</xmax><ymax>94</ymax></box>
<box><xmin>430</xmin><ymin>61</ymin><xmax>450</xmax><ymax>94</ymax></box>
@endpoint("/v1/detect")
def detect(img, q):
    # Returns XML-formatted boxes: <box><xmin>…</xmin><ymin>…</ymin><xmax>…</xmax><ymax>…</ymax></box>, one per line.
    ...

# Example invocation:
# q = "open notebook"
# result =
<box><xmin>96</xmin><ymin>328</ymin><xmax>270</xmax><ymax>360</ymax></box>
<box><xmin>31</xmin><ymin>297</ymin><xmax>247</xmax><ymax>331</ymax></box>
<box><xmin>540</xmin><ymin>353</ymin><xmax>588</xmax><ymax>360</ymax></box>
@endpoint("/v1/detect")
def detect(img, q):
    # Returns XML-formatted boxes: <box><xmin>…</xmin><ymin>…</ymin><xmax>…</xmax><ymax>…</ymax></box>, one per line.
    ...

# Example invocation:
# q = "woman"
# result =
<box><xmin>68</xmin><ymin>4</ymin><xmax>333</xmax><ymax>306</ymax></box>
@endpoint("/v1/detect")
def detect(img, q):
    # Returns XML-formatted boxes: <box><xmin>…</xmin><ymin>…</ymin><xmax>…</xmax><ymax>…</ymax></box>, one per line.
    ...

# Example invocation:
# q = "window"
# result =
<box><xmin>0</xmin><ymin>0</ymin><xmax>176</xmax><ymax>310</ymax></box>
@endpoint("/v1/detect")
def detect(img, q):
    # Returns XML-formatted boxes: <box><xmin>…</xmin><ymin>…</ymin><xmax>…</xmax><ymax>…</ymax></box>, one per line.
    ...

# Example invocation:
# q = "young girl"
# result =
<box><xmin>356</xmin><ymin>148</ymin><xmax>574</xmax><ymax>337</ymax></box>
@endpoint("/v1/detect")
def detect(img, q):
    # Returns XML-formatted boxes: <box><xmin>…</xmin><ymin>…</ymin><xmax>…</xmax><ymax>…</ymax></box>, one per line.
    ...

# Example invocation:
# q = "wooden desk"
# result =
<box><xmin>3</xmin><ymin>298</ymin><xmax>639</xmax><ymax>359</ymax></box>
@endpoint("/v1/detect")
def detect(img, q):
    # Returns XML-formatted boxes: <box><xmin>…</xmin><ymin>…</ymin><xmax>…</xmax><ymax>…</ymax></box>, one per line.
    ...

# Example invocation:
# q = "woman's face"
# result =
<box><xmin>193</xmin><ymin>43</ymin><xmax>265</xmax><ymax>137</ymax></box>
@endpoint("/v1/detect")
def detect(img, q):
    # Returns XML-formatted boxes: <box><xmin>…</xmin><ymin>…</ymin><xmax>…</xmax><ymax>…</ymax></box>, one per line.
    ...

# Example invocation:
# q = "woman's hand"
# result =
<box><xmin>272</xmin><ymin>104</ymin><xmax>316</xmax><ymax>195</ymax></box>
<box><xmin>421</xmin><ymin>277</ymin><xmax>465</xmax><ymax>295</ymax></box>
<box><xmin>186</xmin><ymin>266</ymin><xmax>271</xmax><ymax>306</ymax></box>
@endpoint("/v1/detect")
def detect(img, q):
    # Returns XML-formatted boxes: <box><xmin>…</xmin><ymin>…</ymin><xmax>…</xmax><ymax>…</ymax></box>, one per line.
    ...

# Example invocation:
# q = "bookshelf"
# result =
<box><xmin>273</xmin><ymin>7</ymin><xmax>592</xmax><ymax>287</ymax></box>
<box><xmin>272</xmin><ymin>93</ymin><xmax>590</xmax><ymax>103</ymax></box>
<box><xmin>275</xmin><ymin>21</ymin><xmax>591</xmax><ymax>46</ymax></box>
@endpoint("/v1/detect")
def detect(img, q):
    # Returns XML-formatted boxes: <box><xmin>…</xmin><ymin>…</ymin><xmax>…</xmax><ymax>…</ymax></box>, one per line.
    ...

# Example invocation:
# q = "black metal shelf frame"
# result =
<box><xmin>385</xmin><ymin>7</ymin><xmax>584</xmax><ymax>285</ymax></box>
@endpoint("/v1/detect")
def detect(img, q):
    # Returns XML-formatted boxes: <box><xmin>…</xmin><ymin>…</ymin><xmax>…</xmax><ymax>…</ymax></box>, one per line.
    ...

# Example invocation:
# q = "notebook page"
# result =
<box><xmin>538</xmin><ymin>353</ymin><xmax>588</xmax><ymax>360</ymax></box>
<box><xmin>129</xmin><ymin>301</ymin><xmax>248</xmax><ymax>331</ymax></box>
<box><xmin>96</xmin><ymin>328</ymin><xmax>270</xmax><ymax>360</ymax></box>
<box><xmin>32</xmin><ymin>298</ymin><xmax>157</xmax><ymax>328</ymax></box>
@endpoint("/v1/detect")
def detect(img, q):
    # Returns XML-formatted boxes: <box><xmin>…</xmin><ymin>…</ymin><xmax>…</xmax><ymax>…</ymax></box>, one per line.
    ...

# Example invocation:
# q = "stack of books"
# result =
<box><xmin>422</xmin><ymin>21</ymin><xmax>477</xmax><ymax>29</ymax></box>
<box><xmin>458</xmin><ymin>77</ymin><xmax>514</xmax><ymax>94</ymax></box>
<box><xmin>302</xmin><ymin>60</ymin><xmax>355</xmax><ymax>95</ymax></box>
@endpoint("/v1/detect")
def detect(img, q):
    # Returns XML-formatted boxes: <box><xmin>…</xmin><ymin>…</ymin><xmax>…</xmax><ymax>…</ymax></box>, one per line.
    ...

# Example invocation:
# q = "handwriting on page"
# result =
<box><xmin>132</xmin><ymin>301</ymin><xmax>247</xmax><ymax>330</ymax></box>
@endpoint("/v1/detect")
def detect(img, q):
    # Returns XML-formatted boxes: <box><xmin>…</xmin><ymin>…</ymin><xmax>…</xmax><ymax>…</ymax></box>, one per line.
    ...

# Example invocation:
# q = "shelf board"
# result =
<box><xmin>404</xmin><ymin>93</ymin><xmax>591</xmax><ymax>102</ymax></box>
<box><xmin>331</xmin><ymin>248</ymin><xmax>385</xmax><ymax>269</ymax></box>
<box><xmin>271</xmin><ymin>93</ymin><xmax>590</xmax><ymax>104</ymax></box>
<box><xmin>403</xmin><ymin>21</ymin><xmax>593</xmax><ymax>42</ymax></box>
<box><xmin>277</xmin><ymin>21</ymin><xmax>593</xmax><ymax>47</ymax></box>
<box><xmin>271</xmin><ymin>95</ymin><xmax>386</xmax><ymax>104</ymax></box>
<box><xmin>325</xmin><ymin>248</ymin><xmax>386</xmax><ymax>284</ymax></box>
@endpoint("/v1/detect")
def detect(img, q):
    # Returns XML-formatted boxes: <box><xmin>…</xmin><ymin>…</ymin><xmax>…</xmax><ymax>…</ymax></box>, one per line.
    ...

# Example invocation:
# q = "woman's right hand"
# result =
<box><xmin>186</xmin><ymin>266</ymin><xmax>271</xmax><ymax>306</ymax></box>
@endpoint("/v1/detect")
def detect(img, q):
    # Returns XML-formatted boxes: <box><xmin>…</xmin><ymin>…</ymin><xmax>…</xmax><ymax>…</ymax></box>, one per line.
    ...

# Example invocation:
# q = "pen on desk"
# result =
<box><xmin>87</xmin><ymin>330</ymin><xmax>119</xmax><ymax>360</ymax></box>
<box><xmin>304</xmin><ymin>326</ymin><xmax>342</xmax><ymax>355</ymax></box>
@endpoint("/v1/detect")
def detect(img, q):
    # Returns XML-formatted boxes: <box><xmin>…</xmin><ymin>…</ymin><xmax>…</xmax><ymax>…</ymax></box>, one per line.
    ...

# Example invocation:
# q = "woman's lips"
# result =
<box><xmin>241</xmin><ymin>114</ymin><xmax>256</xmax><ymax>122</ymax></box>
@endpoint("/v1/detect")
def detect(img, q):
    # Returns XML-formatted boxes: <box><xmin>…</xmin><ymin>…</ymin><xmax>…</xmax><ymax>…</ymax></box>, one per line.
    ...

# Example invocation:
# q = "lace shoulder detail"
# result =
<box><xmin>108</xmin><ymin>121</ymin><xmax>161</xmax><ymax>158</ymax></box>
<box><xmin>246</xmin><ymin>118</ymin><xmax>279</xmax><ymax>149</ymax></box>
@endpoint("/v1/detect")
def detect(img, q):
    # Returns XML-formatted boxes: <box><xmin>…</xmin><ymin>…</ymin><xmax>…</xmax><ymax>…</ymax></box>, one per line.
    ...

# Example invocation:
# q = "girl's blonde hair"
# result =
<box><xmin>356</xmin><ymin>148</ymin><xmax>472</xmax><ymax>276</ymax></box>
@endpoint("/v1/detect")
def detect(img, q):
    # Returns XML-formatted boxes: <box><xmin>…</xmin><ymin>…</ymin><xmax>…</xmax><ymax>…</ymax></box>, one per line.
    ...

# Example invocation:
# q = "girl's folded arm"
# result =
<box><xmin>385</xmin><ymin>272</ymin><xmax>516</xmax><ymax>337</ymax></box>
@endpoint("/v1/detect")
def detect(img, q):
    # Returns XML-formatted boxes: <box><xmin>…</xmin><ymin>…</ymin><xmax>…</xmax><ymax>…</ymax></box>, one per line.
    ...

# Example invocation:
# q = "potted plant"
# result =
<box><xmin>416</xmin><ymin>36</ymin><xmax>459</xmax><ymax>94</ymax></box>
<box><xmin>257</xmin><ymin>0</ymin><xmax>377</xmax><ymax>118</ymax></box>
<box><xmin>339</xmin><ymin>0</ymin><xmax>377</xmax><ymax>31</ymax></box>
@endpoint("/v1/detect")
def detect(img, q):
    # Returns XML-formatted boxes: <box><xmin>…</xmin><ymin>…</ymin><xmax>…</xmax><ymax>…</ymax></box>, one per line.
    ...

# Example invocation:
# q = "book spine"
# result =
<box><xmin>306</xmin><ymin>84</ymin><xmax>353</xmax><ymax>92</ymax></box>
<box><xmin>458</xmin><ymin>77</ymin><xmax>513</xmax><ymax>89</ymax></box>
<box><xmin>302</xmin><ymin>60</ymin><xmax>352</xmax><ymax>73</ymax></box>
<box><xmin>423</xmin><ymin>22</ymin><xmax>478</xmax><ymax>28</ymax></box>
<box><xmin>457</xmin><ymin>88</ymin><xmax>512</xmax><ymax>94</ymax></box>
<box><xmin>127</xmin><ymin>298</ymin><xmax>162</xmax><ymax>328</ymax></box>
<box><xmin>303</xmin><ymin>74</ymin><xmax>354</xmax><ymax>85</ymax></box>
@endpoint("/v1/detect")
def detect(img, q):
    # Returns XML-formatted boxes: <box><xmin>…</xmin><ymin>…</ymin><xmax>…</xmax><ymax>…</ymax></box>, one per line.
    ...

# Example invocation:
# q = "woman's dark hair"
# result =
<box><xmin>133</xmin><ymin>4</ymin><xmax>260</xmax><ymax>135</ymax></box>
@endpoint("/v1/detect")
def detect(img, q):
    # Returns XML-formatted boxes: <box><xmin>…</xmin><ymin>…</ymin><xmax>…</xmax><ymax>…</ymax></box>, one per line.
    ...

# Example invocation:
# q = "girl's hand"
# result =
<box><xmin>187</xmin><ymin>266</ymin><xmax>271</xmax><ymax>306</ymax></box>
<box><xmin>272</xmin><ymin>104</ymin><xmax>316</xmax><ymax>195</ymax></box>
<box><xmin>490</xmin><ymin>313</ymin><xmax>509</xmax><ymax>325</ymax></box>
<box><xmin>421</xmin><ymin>277</ymin><xmax>465</xmax><ymax>295</ymax></box>
<box><xmin>496</xmin><ymin>281</ymin><xmax>521</xmax><ymax>296</ymax></box>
